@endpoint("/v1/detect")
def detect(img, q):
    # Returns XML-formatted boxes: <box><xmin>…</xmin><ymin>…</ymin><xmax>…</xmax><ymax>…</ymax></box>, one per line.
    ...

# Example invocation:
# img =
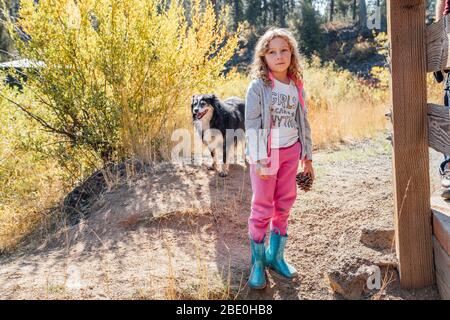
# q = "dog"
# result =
<box><xmin>191</xmin><ymin>94</ymin><xmax>245</xmax><ymax>177</ymax></box>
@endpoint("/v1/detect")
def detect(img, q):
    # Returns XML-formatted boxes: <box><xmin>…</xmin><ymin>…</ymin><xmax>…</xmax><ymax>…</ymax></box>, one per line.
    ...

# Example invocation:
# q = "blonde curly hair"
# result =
<box><xmin>249</xmin><ymin>27</ymin><xmax>303</xmax><ymax>86</ymax></box>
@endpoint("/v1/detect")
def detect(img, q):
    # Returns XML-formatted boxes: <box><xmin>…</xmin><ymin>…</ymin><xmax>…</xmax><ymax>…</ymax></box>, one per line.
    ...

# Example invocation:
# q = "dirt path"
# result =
<box><xmin>0</xmin><ymin>132</ymin><xmax>443</xmax><ymax>299</ymax></box>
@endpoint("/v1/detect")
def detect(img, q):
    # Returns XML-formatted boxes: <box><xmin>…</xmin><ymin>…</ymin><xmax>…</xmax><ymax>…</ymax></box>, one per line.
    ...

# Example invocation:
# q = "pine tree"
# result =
<box><xmin>330</xmin><ymin>0</ymin><xmax>335</xmax><ymax>21</ymax></box>
<box><xmin>245</xmin><ymin>0</ymin><xmax>262</xmax><ymax>25</ymax></box>
<box><xmin>358</xmin><ymin>0</ymin><xmax>367</xmax><ymax>29</ymax></box>
<box><xmin>298</xmin><ymin>0</ymin><xmax>324</xmax><ymax>57</ymax></box>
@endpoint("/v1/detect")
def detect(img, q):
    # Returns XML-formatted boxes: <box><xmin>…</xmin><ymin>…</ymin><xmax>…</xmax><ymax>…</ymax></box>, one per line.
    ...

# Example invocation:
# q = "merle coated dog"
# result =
<box><xmin>191</xmin><ymin>94</ymin><xmax>245</xmax><ymax>177</ymax></box>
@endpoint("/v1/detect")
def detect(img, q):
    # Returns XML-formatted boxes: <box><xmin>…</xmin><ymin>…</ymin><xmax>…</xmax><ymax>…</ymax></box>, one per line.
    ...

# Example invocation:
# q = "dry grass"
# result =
<box><xmin>0</xmin><ymin>157</ymin><xmax>66</xmax><ymax>253</ymax></box>
<box><xmin>308</xmin><ymin>96</ymin><xmax>388</xmax><ymax>149</ymax></box>
<box><xmin>371</xmin><ymin>267</ymin><xmax>397</xmax><ymax>300</ymax></box>
<box><xmin>303</xmin><ymin>57</ymin><xmax>389</xmax><ymax>149</ymax></box>
<box><xmin>161</xmin><ymin>208</ymin><xmax>242</xmax><ymax>300</ymax></box>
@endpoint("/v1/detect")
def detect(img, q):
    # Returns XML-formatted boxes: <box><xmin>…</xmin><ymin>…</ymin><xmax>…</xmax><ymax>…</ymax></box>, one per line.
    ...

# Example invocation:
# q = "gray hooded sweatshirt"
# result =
<box><xmin>244</xmin><ymin>77</ymin><xmax>313</xmax><ymax>163</ymax></box>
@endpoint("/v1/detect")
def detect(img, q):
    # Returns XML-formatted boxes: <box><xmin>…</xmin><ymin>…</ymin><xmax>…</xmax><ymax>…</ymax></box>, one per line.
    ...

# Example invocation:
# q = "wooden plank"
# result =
<box><xmin>388</xmin><ymin>0</ymin><xmax>435</xmax><ymax>289</ymax></box>
<box><xmin>427</xmin><ymin>104</ymin><xmax>450</xmax><ymax>155</ymax></box>
<box><xmin>433</xmin><ymin>237</ymin><xmax>450</xmax><ymax>300</ymax></box>
<box><xmin>428</xmin><ymin>103</ymin><xmax>450</xmax><ymax>118</ymax></box>
<box><xmin>426</xmin><ymin>15</ymin><xmax>450</xmax><ymax>72</ymax></box>
<box><xmin>431</xmin><ymin>194</ymin><xmax>450</xmax><ymax>256</ymax></box>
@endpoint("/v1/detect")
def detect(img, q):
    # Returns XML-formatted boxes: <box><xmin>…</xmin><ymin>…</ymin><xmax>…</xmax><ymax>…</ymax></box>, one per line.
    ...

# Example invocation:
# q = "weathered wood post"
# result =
<box><xmin>387</xmin><ymin>0</ymin><xmax>435</xmax><ymax>288</ymax></box>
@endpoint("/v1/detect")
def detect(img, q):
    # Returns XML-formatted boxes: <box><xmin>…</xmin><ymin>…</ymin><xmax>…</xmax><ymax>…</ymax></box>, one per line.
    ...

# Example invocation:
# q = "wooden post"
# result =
<box><xmin>387</xmin><ymin>0</ymin><xmax>435</xmax><ymax>288</ymax></box>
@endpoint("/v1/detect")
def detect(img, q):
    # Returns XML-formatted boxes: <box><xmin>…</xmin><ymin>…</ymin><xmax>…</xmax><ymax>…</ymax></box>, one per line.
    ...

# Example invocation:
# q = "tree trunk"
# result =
<box><xmin>280</xmin><ymin>0</ymin><xmax>286</xmax><ymax>27</ymax></box>
<box><xmin>272</xmin><ymin>1</ymin><xmax>278</xmax><ymax>25</ymax></box>
<box><xmin>358</xmin><ymin>0</ymin><xmax>367</xmax><ymax>29</ymax></box>
<box><xmin>263</xmin><ymin>0</ymin><xmax>267</xmax><ymax>25</ymax></box>
<box><xmin>330</xmin><ymin>0</ymin><xmax>335</xmax><ymax>21</ymax></box>
<box><xmin>233</xmin><ymin>0</ymin><xmax>239</xmax><ymax>29</ymax></box>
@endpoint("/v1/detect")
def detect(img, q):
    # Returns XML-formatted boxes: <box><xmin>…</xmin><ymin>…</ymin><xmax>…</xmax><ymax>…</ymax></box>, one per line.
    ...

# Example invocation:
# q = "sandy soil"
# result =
<box><xmin>0</xmin><ymin>132</ymin><xmax>444</xmax><ymax>300</ymax></box>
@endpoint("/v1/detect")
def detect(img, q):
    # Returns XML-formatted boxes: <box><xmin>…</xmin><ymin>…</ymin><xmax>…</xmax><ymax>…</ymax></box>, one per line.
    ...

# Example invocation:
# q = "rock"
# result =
<box><xmin>326</xmin><ymin>258</ymin><xmax>377</xmax><ymax>300</ymax></box>
<box><xmin>360</xmin><ymin>227</ymin><xmax>395</xmax><ymax>251</ymax></box>
<box><xmin>374</xmin><ymin>253</ymin><xmax>398</xmax><ymax>270</ymax></box>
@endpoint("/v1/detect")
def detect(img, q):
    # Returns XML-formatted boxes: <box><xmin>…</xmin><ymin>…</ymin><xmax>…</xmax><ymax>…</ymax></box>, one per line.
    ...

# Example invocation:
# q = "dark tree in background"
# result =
<box><xmin>1</xmin><ymin>0</ymin><xmax>436</xmax><ymax>67</ymax></box>
<box><xmin>337</xmin><ymin>0</ymin><xmax>347</xmax><ymax>19</ymax></box>
<box><xmin>330</xmin><ymin>0</ymin><xmax>335</xmax><ymax>21</ymax></box>
<box><xmin>279</xmin><ymin>0</ymin><xmax>286</xmax><ymax>27</ymax></box>
<box><xmin>245</xmin><ymin>0</ymin><xmax>263</xmax><ymax>25</ymax></box>
<box><xmin>233</xmin><ymin>0</ymin><xmax>243</xmax><ymax>30</ymax></box>
<box><xmin>297</xmin><ymin>0</ymin><xmax>325</xmax><ymax>57</ymax></box>
<box><xmin>358</xmin><ymin>0</ymin><xmax>367</xmax><ymax>29</ymax></box>
<box><xmin>207</xmin><ymin>0</ymin><xmax>392</xmax><ymax>34</ymax></box>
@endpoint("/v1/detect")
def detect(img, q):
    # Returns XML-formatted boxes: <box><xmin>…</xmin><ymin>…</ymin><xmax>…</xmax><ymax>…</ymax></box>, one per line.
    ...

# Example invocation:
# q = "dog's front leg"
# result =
<box><xmin>205</xmin><ymin>131</ymin><xmax>224</xmax><ymax>176</ymax></box>
<box><xmin>207</xmin><ymin>148</ymin><xmax>217</xmax><ymax>171</ymax></box>
<box><xmin>213</xmin><ymin>146</ymin><xmax>225</xmax><ymax>177</ymax></box>
<box><xmin>219</xmin><ymin>140</ymin><xmax>235</xmax><ymax>178</ymax></box>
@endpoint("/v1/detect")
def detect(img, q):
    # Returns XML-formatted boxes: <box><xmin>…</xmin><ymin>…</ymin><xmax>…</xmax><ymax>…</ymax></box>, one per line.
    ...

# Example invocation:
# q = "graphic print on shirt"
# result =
<box><xmin>269</xmin><ymin>79</ymin><xmax>300</xmax><ymax>149</ymax></box>
<box><xmin>270</xmin><ymin>91</ymin><xmax>298</xmax><ymax>129</ymax></box>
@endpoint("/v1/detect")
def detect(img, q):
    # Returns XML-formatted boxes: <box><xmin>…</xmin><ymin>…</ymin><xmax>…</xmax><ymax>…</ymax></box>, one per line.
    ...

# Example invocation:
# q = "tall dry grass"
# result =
<box><xmin>0</xmin><ymin>86</ymin><xmax>68</xmax><ymax>253</ymax></box>
<box><xmin>304</xmin><ymin>56</ymin><xmax>389</xmax><ymax>148</ymax></box>
<box><xmin>161</xmin><ymin>210</ymin><xmax>242</xmax><ymax>300</ymax></box>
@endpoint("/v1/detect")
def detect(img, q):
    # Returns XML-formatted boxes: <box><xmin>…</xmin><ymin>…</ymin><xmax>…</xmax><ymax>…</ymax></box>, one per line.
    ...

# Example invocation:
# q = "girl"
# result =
<box><xmin>244</xmin><ymin>28</ymin><xmax>314</xmax><ymax>289</ymax></box>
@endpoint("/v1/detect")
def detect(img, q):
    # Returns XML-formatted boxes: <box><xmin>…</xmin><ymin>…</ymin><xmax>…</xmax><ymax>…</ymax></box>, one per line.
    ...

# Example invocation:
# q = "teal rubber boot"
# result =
<box><xmin>248</xmin><ymin>238</ymin><xmax>267</xmax><ymax>289</ymax></box>
<box><xmin>266</xmin><ymin>230</ymin><xmax>298</xmax><ymax>278</ymax></box>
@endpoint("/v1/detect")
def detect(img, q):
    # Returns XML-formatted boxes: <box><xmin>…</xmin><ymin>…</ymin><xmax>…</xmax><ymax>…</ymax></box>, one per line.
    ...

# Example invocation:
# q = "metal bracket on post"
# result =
<box><xmin>385</xmin><ymin>106</ymin><xmax>393</xmax><ymax>145</ymax></box>
<box><xmin>386</xmin><ymin>132</ymin><xmax>393</xmax><ymax>145</ymax></box>
<box><xmin>385</xmin><ymin>111</ymin><xmax>392</xmax><ymax>121</ymax></box>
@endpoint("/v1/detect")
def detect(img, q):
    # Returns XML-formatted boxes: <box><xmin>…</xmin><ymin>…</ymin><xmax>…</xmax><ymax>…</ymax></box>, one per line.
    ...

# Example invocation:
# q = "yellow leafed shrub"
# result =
<box><xmin>2</xmin><ymin>0</ymin><xmax>241</xmax><ymax>165</ymax></box>
<box><xmin>0</xmin><ymin>0</ymin><xmax>241</xmax><ymax>251</ymax></box>
<box><xmin>0</xmin><ymin>84</ymin><xmax>66</xmax><ymax>252</ymax></box>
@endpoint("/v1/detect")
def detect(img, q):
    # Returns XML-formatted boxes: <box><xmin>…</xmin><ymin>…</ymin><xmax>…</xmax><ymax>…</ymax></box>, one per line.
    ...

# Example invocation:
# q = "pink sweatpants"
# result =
<box><xmin>248</xmin><ymin>141</ymin><xmax>301</xmax><ymax>243</ymax></box>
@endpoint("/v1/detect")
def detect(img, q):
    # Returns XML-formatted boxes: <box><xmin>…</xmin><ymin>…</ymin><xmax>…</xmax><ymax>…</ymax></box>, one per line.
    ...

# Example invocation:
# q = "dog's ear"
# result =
<box><xmin>207</xmin><ymin>93</ymin><xmax>217</xmax><ymax>103</ymax></box>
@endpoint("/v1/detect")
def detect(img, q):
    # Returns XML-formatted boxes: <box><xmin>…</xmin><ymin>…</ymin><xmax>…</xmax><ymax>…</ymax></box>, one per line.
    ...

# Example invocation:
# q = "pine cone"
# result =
<box><xmin>296</xmin><ymin>171</ymin><xmax>313</xmax><ymax>192</ymax></box>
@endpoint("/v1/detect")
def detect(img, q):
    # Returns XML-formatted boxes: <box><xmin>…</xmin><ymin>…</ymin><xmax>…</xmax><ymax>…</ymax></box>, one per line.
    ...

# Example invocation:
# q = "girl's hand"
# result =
<box><xmin>301</xmin><ymin>160</ymin><xmax>315</xmax><ymax>180</ymax></box>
